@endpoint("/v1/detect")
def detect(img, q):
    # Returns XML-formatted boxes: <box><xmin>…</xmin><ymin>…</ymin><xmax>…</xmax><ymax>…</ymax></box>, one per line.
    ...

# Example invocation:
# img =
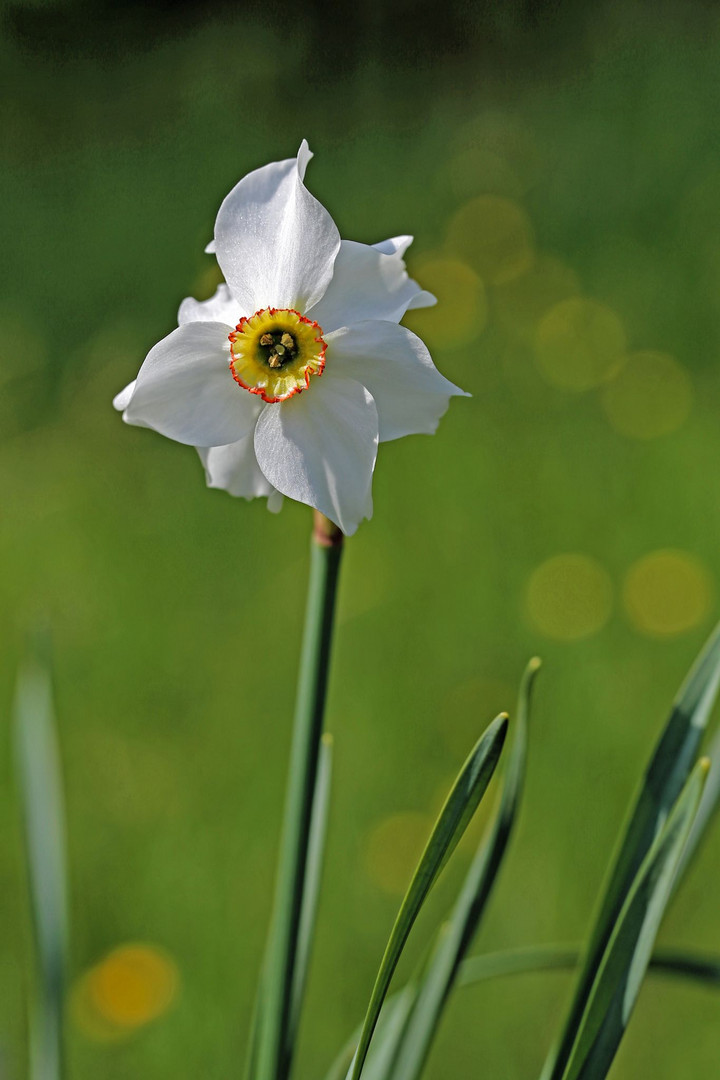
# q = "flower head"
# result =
<box><xmin>114</xmin><ymin>141</ymin><xmax>467</xmax><ymax>535</ymax></box>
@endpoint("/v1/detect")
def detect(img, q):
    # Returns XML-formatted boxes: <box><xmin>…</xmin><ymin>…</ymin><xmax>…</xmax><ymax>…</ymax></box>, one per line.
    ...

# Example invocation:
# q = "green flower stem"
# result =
<box><xmin>255</xmin><ymin>511</ymin><xmax>344</xmax><ymax>1080</ymax></box>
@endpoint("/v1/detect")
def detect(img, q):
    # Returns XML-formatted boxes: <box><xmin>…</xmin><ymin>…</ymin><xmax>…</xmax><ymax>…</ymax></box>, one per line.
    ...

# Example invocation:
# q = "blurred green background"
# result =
<box><xmin>2</xmin><ymin>0</ymin><xmax>720</xmax><ymax>1075</ymax></box>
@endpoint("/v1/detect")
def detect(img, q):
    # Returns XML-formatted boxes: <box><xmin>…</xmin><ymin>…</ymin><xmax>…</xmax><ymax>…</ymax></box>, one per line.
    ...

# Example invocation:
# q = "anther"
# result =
<box><xmin>268</xmin><ymin>353</ymin><xmax>282</xmax><ymax>369</ymax></box>
<box><xmin>281</xmin><ymin>333</ymin><xmax>295</xmax><ymax>351</ymax></box>
<box><xmin>260</xmin><ymin>333</ymin><xmax>274</xmax><ymax>346</ymax></box>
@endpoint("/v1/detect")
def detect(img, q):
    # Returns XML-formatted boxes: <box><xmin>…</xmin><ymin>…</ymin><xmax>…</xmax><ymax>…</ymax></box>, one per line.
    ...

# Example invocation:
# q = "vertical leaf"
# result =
<box><xmin>14</xmin><ymin>651</ymin><xmax>69</xmax><ymax>1080</ymax></box>
<box><xmin>558</xmin><ymin>758</ymin><xmax>708</xmax><ymax>1080</ymax></box>
<box><xmin>347</xmin><ymin>713</ymin><xmax>508</xmax><ymax>1080</ymax></box>
<box><xmin>543</xmin><ymin>621</ymin><xmax>720</xmax><ymax>1080</ymax></box>
<box><xmin>391</xmin><ymin>658</ymin><xmax>541</xmax><ymax>1080</ymax></box>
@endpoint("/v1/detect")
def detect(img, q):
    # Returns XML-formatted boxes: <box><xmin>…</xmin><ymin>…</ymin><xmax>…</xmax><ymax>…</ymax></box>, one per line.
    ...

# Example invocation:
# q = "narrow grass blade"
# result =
<box><xmin>557</xmin><ymin>757</ymin><xmax>708</xmax><ymax>1080</ymax></box>
<box><xmin>458</xmin><ymin>944</ymin><xmax>720</xmax><ymax>990</ymax></box>
<box><xmin>325</xmin><ymin>932</ymin><xmax>442</xmax><ymax>1080</ymax></box>
<box><xmin>327</xmin><ymin>935</ymin><xmax>720</xmax><ymax>1080</ymax></box>
<box><xmin>325</xmin><ymin>986</ymin><xmax>419</xmax><ymax>1080</ymax></box>
<box><xmin>347</xmin><ymin>712</ymin><xmax>508</xmax><ymax>1080</ymax></box>
<box><xmin>288</xmin><ymin>733</ymin><xmax>334</xmax><ymax>1049</ymax></box>
<box><xmin>543</xmin><ymin>621</ymin><xmax>720</xmax><ymax>1080</ymax></box>
<box><xmin>391</xmin><ymin>659</ymin><xmax>541</xmax><ymax>1080</ymax></box>
<box><xmin>675</xmin><ymin>721</ymin><xmax>720</xmax><ymax>884</ymax></box>
<box><xmin>14</xmin><ymin>654</ymin><xmax>69</xmax><ymax>1080</ymax></box>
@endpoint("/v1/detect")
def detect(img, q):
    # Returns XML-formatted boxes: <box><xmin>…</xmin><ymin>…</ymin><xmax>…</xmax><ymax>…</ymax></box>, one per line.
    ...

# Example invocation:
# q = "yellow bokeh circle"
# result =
<box><xmin>443</xmin><ymin>147</ymin><xmax>524</xmax><ymax>202</ymax></box>
<box><xmin>623</xmin><ymin>550</ymin><xmax>713</xmax><ymax>637</ymax></box>
<box><xmin>491</xmin><ymin>254</ymin><xmax>581</xmax><ymax>342</ymax></box>
<box><xmin>526</xmin><ymin>554</ymin><xmax>614</xmax><ymax>641</ymax></box>
<box><xmin>446</xmin><ymin>196</ymin><xmax>535</xmax><ymax>285</ymax></box>
<box><xmin>73</xmin><ymin>943</ymin><xmax>179</xmax><ymax>1041</ymax></box>
<box><xmin>600</xmin><ymin>350</ymin><xmax>693</xmax><ymax>439</ymax></box>
<box><xmin>363</xmin><ymin>812</ymin><xmax>434</xmax><ymax>896</ymax></box>
<box><xmin>404</xmin><ymin>257</ymin><xmax>487</xmax><ymax>348</ymax></box>
<box><xmin>534</xmin><ymin>298</ymin><xmax>626</xmax><ymax>391</ymax></box>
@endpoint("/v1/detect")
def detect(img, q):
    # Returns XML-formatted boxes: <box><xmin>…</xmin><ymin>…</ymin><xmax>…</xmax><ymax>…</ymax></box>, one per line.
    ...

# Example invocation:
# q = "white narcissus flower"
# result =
<box><xmin>114</xmin><ymin>141</ymin><xmax>467</xmax><ymax>535</ymax></box>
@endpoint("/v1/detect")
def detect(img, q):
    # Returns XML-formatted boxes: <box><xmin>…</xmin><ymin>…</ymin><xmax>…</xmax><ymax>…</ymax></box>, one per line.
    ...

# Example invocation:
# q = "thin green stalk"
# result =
<box><xmin>254</xmin><ymin>512</ymin><xmax>344</xmax><ymax>1080</ymax></box>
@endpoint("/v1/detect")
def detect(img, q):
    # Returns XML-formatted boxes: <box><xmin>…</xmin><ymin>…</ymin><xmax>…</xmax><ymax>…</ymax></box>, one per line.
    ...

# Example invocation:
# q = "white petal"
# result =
<box><xmin>267</xmin><ymin>489</ymin><xmax>284</xmax><ymax>514</ymax></box>
<box><xmin>214</xmin><ymin>140</ymin><xmax>341</xmax><ymax>314</ymax></box>
<box><xmin>125</xmin><ymin>321</ymin><xmax>260</xmax><ymax>447</ymax></box>
<box><xmin>198</xmin><ymin>433</ymin><xmax>282</xmax><ymax>509</ymax></box>
<box><xmin>326</xmin><ymin>321</ymin><xmax>468</xmax><ymax>442</ymax></box>
<box><xmin>373</xmin><ymin>235</ymin><xmax>413</xmax><ymax>257</ymax></box>
<box><xmin>407</xmin><ymin>289</ymin><xmax>436</xmax><ymax>310</ymax></box>
<box><xmin>253</xmin><ymin>372</ymin><xmax>378</xmax><ymax>535</ymax></box>
<box><xmin>307</xmin><ymin>239</ymin><xmax>434</xmax><ymax>333</ymax></box>
<box><xmin>113</xmin><ymin>378</ymin><xmax>154</xmax><ymax>430</ymax></box>
<box><xmin>204</xmin><ymin>239</ymin><xmax>216</xmax><ymax>254</ymax></box>
<box><xmin>374</xmin><ymin>237</ymin><xmax>436</xmax><ymax>310</ymax></box>
<box><xmin>113</xmin><ymin>379</ymin><xmax>136</xmax><ymax>411</ymax></box>
<box><xmin>178</xmin><ymin>283</ymin><xmax>242</xmax><ymax>326</ymax></box>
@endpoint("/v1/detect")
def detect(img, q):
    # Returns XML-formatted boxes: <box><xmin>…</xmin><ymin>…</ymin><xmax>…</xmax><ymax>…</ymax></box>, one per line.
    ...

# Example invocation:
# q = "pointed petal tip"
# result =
<box><xmin>113</xmin><ymin>380</ymin><xmax>137</xmax><ymax>412</ymax></box>
<box><xmin>297</xmin><ymin>139</ymin><xmax>313</xmax><ymax>177</ymax></box>
<box><xmin>406</xmin><ymin>288</ymin><xmax>437</xmax><ymax>312</ymax></box>
<box><xmin>267</xmin><ymin>489</ymin><xmax>284</xmax><ymax>514</ymax></box>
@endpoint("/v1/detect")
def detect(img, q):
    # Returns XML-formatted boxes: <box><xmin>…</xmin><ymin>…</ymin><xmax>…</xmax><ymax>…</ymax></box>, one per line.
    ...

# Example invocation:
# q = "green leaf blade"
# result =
<box><xmin>14</xmin><ymin>653</ymin><xmax>69</xmax><ymax>1080</ymax></box>
<box><xmin>559</xmin><ymin>757</ymin><xmax>709</xmax><ymax>1080</ymax></box>
<box><xmin>544</xmin><ymin>621</ymin><xmax>720</xmax><ymax>1080</ymax></box>
<box><xmin>391</xmin><ymin>659</ymin><xmax>541</xmax><ymax>1080</ymax></box>
<box><xmin>348</xmin><ymin>712</ymin><xmax>508</xmax><ymax>1080</ymax></box>
<box><xmin>458</xmin><ymin>943</ymin><xmax>720</xmax><ymax>992</ymax></box>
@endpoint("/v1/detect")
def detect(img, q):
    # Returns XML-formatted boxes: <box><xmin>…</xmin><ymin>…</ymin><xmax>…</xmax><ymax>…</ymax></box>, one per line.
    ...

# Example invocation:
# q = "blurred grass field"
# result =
<box><xmin>2</xmin><ymin>0</ymin><xmax>720</xmax><ymax>1076</ymax></box>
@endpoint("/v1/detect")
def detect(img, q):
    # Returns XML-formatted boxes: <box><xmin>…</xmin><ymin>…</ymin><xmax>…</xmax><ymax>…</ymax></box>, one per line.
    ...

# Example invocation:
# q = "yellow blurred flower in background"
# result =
<box><xmin>623</xmin><ymin>550</ymin><xmax>713</xmax><ymax>637</ymax></box>
<box><xmin>526</xmin><ymin>554</ymin><xmax>614</xmax><ymax>641</ymax></box>
<box><xmin>600</xmin><ymin>350</ymin><xmax>693</xmax><ymax>439</ymax></box>
<box><xmin>534</xmin><ymin>298</ymin><xmax>626</xmax><ymax>391</ymax></box>
<box><xmin>71</xmin><ymin>943</ymin><xmax>179</xmax><ymax>1042</ymax></box>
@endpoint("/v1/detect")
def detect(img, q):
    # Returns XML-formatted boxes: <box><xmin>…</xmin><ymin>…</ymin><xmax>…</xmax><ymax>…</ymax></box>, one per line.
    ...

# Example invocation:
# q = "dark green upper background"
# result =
<box><xmin>2</xmin><ymin>0</ymin><xmax>720</xmax><ymax>1076</ymax></box>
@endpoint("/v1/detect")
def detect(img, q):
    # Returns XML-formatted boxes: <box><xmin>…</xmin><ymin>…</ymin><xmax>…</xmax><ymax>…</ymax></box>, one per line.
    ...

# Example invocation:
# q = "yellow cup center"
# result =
<box><xmin>229</xmin><ymin>308</ymin><xmax>327</xmax><ymax>403</ymax></box>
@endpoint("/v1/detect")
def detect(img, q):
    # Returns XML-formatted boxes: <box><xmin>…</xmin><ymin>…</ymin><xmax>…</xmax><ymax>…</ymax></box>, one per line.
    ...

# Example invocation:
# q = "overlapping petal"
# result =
<box><xmin>307</xmin><ymin>238</ymin><xmax>435</xmax><ymax>333</ymax></box>
<box><xmin>197</xmin><ymin>435</ymin><xmax>283</xmax><ymax>511</ymax></box>
<box><xmin>254</xmin><ymin>371</ymin><xmax>378</xmax><ymax>535</ymax></box>
<box><xmin>178</xmin><ymin>283</ymin><xmax>241</xmax><ymax>327</ymax></box>
<box><xmin>214</xmin><ymin>140</ymin><xmax>341</xmax><ymax>314</ymax></box>
<box><xmin>327</xmin><ymin>320</ymin><xmax>468</xmax><ymax>442</ymax></box>
<box><xmin>124</xmin><ymin>321</ymin><xmax>260</xmax><ymax>447</ymax></box>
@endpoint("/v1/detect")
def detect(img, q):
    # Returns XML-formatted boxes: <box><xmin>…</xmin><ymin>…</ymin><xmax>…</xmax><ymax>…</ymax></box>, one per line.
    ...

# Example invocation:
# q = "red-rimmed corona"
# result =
<box><xmin>229</xmin><ymin>308</ymin><xmax>327</xmax><ymax>403</ymax></box>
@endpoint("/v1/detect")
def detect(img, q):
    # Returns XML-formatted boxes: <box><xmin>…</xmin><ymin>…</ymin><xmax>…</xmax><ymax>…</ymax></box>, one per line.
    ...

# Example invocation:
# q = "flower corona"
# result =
<box><xmin>229</xmin><ymin>308</ymin><xmax>327</xmax><ymax>402</ymax></box>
